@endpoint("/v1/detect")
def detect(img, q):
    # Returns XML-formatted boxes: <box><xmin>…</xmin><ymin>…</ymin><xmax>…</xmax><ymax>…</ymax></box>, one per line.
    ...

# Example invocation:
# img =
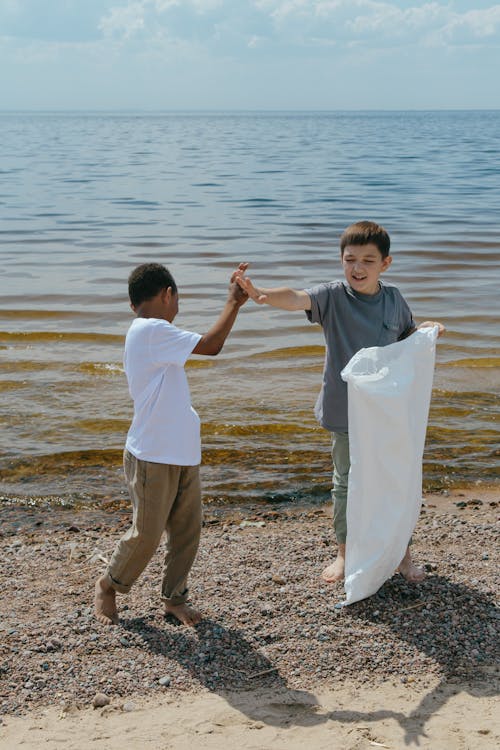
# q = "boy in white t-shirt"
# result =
<box><xmin>94</xmin><ymin>262</ymin><xmax>248</xmax><ymax>626</ymax></box>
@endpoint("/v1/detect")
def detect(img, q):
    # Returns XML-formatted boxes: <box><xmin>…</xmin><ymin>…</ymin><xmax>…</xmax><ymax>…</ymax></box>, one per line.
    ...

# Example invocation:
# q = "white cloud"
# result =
<box><xmin>345</xmin><ymin>2</ymin><xmax>448</xmax><ymax>35</ymax></box>
<box><xmin>153</xmin><ymin>0</ymin><xmax>223</xmax><ymax>12</ymax></box>
<box><xmin>252</xmin><ymin>1</ymin><xmax>500</xmax><ymax>48</ymax></box>
<box><xmin>247</xmin><ymin>34</ymin><xmax>263</xmax><ymax>47</ymax></box>
<box><xmin>444</xmin><ymin>6</ymin><xmax>500</xmax><ymax>38</ymax></box>
<box><xmin>97</xmin><ymin>0</ymin><xmax>225</xmax><ymax>42</ymax></box>
<box><xmin>98</xmin><ymin>3</ymin><xmax>146</xmax><ymax>38</ymax></box>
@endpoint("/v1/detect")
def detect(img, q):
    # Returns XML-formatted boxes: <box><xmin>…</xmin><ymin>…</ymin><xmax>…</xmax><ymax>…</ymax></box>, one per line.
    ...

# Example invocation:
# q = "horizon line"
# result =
<box><xmin>1</xmin><ymin>107</ymin><xmax>499</xmax><ymax>114</ymax></box>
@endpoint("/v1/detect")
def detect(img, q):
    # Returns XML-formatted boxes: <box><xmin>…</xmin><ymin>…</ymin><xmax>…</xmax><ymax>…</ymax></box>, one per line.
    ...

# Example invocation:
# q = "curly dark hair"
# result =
<box><xmin>128</xmin><ymin>263</ymin><xmax>177</xmax><ymax>307</ymax></box>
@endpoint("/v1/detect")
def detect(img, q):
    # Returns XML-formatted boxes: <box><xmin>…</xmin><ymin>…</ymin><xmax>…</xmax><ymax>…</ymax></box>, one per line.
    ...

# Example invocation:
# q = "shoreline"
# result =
<box><xmin>0</xmin><ymin>486</ymin><xmax>498</xmax><ymax>748</ymax></box>
<box><xmin>0</xmin><ymin>480</ymin><xmax>498</xmax><ymax>531</ymax></box>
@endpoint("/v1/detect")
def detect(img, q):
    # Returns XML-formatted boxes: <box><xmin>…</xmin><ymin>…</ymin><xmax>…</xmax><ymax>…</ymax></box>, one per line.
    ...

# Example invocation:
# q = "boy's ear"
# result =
<box><xmin>381</xmin><ymin>255</ymin><xmax>392</xmax><ymax>272</ymax></box>
<box><xmin>130</xmin><ymin>302</ymin><xmax>137</xmax><ymax>313</ymax></box>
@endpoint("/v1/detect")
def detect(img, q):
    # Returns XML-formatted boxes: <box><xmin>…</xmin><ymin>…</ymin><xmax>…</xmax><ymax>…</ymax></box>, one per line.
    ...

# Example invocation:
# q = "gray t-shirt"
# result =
<box><xmin>305</xmin><ymin>280</ymin><xmax>415</xmax><ymax>432</ymax></box>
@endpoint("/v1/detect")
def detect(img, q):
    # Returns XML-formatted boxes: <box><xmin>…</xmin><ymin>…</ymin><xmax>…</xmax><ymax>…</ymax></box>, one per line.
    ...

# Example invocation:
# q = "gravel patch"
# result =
<box><xmin>0</xmin><ymin>492</ymin><xmax>498</xmax><ymax>716</ymax></box>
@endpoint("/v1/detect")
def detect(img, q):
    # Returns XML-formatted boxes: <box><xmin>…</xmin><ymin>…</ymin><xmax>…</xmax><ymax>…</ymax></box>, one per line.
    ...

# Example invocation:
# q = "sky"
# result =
<box><xmin>1</xmin><ymin>1</ymin><xmax>499</xmax><ymax>110</ymax></box>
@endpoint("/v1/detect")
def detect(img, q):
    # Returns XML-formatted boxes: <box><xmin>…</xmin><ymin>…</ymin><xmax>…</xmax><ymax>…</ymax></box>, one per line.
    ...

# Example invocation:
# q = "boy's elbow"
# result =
<box><xmin>208</xmin><ymin>342</ymin><xmax>224</xmax><ymax>356</ymax></box>
<box><xmin>193</xmin><ymin>338</ymin><xmax>224</xmax><ymax>356</ymax></box>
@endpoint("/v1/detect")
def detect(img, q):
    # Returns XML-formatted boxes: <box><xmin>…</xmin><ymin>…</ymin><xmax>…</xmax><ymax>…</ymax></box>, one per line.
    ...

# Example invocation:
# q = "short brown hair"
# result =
<box><xmin>340</xmin><ymin>221</ymin><xmax>391</xmax><ymax>259</ymax></box>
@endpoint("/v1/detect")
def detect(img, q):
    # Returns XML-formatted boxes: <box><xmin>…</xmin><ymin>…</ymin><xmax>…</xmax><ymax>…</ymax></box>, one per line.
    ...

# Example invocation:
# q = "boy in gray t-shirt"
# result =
<box><xmin>235</xmin><ymin>221</ymin><xmax>444</xmax><ymax>585</ymax></box>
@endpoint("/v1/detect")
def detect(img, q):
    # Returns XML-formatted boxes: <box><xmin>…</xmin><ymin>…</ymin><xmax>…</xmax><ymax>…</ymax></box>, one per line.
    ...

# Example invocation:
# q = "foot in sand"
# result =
<box><xmin>164</xmin><ymin>602</ymin><xmax>202</xmax><ymax>627</ymax></box>
<box><xmin>321</xmin><ymin>544</ymin><xmax>346</xmax><ymax>583</ymax></box>
<box><xmin>94</xmin><ymin>576</ymin><xmax>119</xmax><ymax>625</ymax></box>
<box><xmin>398</xmin><ymin>547</ymin><xmax>425</xmax><ymax>582</ymax></box>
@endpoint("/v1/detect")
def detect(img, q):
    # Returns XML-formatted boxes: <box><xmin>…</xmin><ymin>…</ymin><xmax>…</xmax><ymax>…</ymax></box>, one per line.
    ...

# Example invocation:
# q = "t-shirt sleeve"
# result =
<box><xmin>149</xmin><ymin>320</ymin><xmax>202</xmax><ymax>367</ymax></box>
<box><xmin>397</xmin><ymin>295</ymin><xmax>416</xmax><ymax>341</ymax></box>
<box><xmin>304</xmin><ymin>283</ymin><xmax>333</xmax><ymax>325</ymax></box>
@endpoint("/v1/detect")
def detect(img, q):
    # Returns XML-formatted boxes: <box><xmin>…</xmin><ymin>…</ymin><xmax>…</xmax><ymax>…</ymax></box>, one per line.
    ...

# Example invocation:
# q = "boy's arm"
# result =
<box><xmin>235</xmin><ymin>271</ymin><xmax>311</xmax><ymax>311</ymax></box>
<box><xmin>192</xmin><ymin>265</ymin><xmax>248</xmax><ymax>356</ymax></box>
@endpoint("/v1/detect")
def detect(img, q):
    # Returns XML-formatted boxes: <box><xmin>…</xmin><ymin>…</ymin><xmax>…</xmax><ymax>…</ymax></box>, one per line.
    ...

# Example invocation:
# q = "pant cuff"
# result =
<box><xmin>162</xmin><ymin>588</ymin><xmax>189</xmax><ymax>606</ymax></box>
<box><xmin>105</xmin><ymin>570</ymin><xmax>132</xmax><ymax>594</ymax></box>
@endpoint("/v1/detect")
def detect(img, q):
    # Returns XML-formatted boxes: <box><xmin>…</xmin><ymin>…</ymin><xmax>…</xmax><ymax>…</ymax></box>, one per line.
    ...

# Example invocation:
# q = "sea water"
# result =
<box><xmin>0</xmin><ymin>110</ymin><xmax>499</xmax><ymax>505</ymax></box>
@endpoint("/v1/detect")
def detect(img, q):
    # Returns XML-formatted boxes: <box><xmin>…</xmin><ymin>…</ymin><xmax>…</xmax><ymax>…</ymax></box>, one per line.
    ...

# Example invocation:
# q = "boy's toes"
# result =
<box><xmin>398</xmin><ymin>561</ymin><xmax>425</xmax><ymax>583</ymax></box>
<box><xmin>321</xmin><ymin>560</ymin><xmax>344</xmax><ymax>583</ymax></box>
<box><xmin>164</xmin><ymin>602</ymin><xmax>202</xmax><ymax>627</ymax></box>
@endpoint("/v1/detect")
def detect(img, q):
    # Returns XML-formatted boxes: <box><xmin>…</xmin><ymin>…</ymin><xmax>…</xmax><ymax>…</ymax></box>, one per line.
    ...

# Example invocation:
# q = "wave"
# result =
<box><xmin>0</xmin><ymin>331</ymin><xmax>123</xmax><ymax>344</ymax></box>
<box><xmin>440</xmin><ymin>357</ymin><xmax>500</xmax><ymax>368</ymax></box>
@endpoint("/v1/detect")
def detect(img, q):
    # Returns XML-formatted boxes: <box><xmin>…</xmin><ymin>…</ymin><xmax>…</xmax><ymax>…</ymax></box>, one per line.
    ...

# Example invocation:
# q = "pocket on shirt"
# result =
<box><xmin>384</xmin><ymin>319</ymin><xmax>400</xmax><ymax>331</ymax></box>
<box><xmin>379</xmin><ymin>320</ymin><xmax>400</xmax><ymax>345</ymax></box>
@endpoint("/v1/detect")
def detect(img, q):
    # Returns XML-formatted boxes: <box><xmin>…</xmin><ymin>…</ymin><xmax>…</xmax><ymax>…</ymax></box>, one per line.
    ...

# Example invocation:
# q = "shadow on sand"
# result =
<box><xmin>121</xmin><ymin>615</ymin><xmax>324</xmax><ymax>728</ymax></box>
<box><xmin>329</xmin><ymin>574</ymin><xmax>498</xmax><ymax>745</ymax></box>
<box><xmin>121</xmin><ymin>574</ymin><xmax>498</xmax><ymax>744</ymax></box>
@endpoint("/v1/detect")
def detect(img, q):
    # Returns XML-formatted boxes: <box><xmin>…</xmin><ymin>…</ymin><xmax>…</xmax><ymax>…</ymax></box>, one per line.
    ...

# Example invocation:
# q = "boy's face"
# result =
<box><xmin>341</xmin><ymin>243</ymin><xmax>392</xmax><ymax>295</ymax></box>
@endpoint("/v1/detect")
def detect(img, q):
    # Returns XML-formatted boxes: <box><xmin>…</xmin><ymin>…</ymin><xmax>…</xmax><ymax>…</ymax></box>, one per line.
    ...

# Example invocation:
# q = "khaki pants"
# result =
<box><xmin>106</xmin><ymin>450</ymin><xmax>202</xmax><ymax>605</ymax></box>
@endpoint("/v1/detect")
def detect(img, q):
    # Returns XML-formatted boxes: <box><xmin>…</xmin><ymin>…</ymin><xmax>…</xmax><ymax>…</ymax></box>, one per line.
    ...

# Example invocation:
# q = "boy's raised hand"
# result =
<box><xmin>233</xmin><ymin>265</ymin><xmax>269</xmax><ymax>305</ymax></box>
<box><xmin>229</xmin><ymin>262</ymin><xmax>250</xmax><ymax>306</ymax></box>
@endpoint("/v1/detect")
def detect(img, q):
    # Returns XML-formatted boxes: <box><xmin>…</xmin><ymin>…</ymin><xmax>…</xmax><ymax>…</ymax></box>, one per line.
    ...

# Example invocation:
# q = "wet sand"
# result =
<box><xmin>0</xmin><ymin>486</ymin><xmax>498</xmax><ymax>749</ymax></box>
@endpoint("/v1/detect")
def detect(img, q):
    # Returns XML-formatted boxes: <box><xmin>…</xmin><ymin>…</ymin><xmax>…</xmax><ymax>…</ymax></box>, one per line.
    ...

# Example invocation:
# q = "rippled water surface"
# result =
<box><xmin>0</xmin><ymin>111</ymin><xmax>499</xmax><ymax>506</ymax></box>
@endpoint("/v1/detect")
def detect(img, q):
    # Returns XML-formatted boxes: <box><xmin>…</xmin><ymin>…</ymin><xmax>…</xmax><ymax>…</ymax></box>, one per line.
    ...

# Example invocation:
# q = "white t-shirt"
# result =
<box><xmin>124</xmin><ymin>317</ymin><xmax>202</xmax><ymax>465</ymax></box>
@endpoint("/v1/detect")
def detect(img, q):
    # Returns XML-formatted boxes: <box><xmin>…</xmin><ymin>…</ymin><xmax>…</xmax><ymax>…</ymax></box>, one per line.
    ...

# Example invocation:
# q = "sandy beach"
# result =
<box><xmin>0</xmin><ymin>486</ymin><xmax>498</xmax><ymax>749</ymax></box>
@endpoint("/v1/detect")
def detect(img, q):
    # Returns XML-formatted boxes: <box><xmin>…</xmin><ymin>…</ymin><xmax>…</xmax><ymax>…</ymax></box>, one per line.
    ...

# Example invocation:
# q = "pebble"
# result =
<box><xmin>159</xmin><ymin>676</ymin><xmax>171</xmax><ymax>687</ymax></box>
<box><xmin>93</xmin><ymin>693</ymin><xmax>110</xmax><ymax>708</ymax></box>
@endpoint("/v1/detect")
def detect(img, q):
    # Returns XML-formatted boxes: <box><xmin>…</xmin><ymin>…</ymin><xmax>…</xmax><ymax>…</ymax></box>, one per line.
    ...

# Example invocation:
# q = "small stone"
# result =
<box><xmin>46</xmin><ymin>638</ymin><xmax>62</xmax><ymax>652</ymax></box>
<box><xmin>93</xmin><ymin>693</ymin><xmax>110</xmax><ymax>709</ymax></box>
<box><xmin>259</xmin><ymin>603</ymin><xmax>274</xmax><ymax>616</ymax></box>
<box><xmin>121</xmin><ymin>701</ymin><xmax>136</xmax><ymax>712</ymax></box>
<box><xmin>159</xmin><ymin>676</ymin><xmax>171</xmax><ymax>687</ymax></box>
<box><xmin>60</xmin><ymin>701</ymin><xmax>79</xmax><ymax>716</ymax></box>
<box><xmin>239</xmin><ymin>520</ymin><xmax>265</xmax><ymax>529</ymax></box>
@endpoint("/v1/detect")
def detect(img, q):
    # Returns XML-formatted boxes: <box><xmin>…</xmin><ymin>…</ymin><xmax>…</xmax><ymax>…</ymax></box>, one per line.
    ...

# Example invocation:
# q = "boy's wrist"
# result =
<box><xmin>226</xmin><ymin>296</ymin><xmax>244</xmax><ymax>309</ymax></box>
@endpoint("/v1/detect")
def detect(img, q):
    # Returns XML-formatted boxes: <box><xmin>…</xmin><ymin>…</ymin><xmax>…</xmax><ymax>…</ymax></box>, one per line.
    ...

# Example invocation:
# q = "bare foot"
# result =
<box><xmin>398</xmin><ymin>547</ymin><xmax>425</xmax><ymax>582</ymax></box>
<box><xmin>321</xmin><ymin>544</ymin><xmax>346</xmax><ymax>583</ymax></box>
<box><xmin>164</xmin><ymin>602</ymin><xmax>202</xmax><ymax>627</ymax></box>
<box><xmin>94</xmin><ymin>576</ymin><xmax>119</xmax><ymax>625</ymax></box>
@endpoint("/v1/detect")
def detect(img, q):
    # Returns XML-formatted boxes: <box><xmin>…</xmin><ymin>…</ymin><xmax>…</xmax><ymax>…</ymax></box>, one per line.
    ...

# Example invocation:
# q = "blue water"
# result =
<box><xmin>0</xmin><ymin>111</ymin><xmax>499</xmax><ymax>503</ymax></box>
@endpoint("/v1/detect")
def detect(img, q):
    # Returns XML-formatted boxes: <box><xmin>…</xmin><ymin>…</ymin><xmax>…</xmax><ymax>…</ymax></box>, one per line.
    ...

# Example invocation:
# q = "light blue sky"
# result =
<box><xmin>1</xmin><ymin>1</ymin><xmax>499</xmax><ymax>110</ymax></box>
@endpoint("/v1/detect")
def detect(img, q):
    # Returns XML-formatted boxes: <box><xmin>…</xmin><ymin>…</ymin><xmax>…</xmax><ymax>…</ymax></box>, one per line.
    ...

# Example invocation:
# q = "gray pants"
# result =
<box><xmin>331</xmin><ymin>431</ymin><xmax>350</xmax><ymax>544</ymax></box>
<box><xmin>106</xmin><ymin>450</ymin><xmax>202</xmax><ymax>605</ymax></box>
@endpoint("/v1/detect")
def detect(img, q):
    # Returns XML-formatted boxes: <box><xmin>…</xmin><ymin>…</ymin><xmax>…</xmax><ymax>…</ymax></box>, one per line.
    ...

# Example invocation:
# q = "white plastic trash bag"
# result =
<box><xmin>341</xmin><ymin>326</ymin><xmax>438</xmax><ymax>605</ymax></box>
